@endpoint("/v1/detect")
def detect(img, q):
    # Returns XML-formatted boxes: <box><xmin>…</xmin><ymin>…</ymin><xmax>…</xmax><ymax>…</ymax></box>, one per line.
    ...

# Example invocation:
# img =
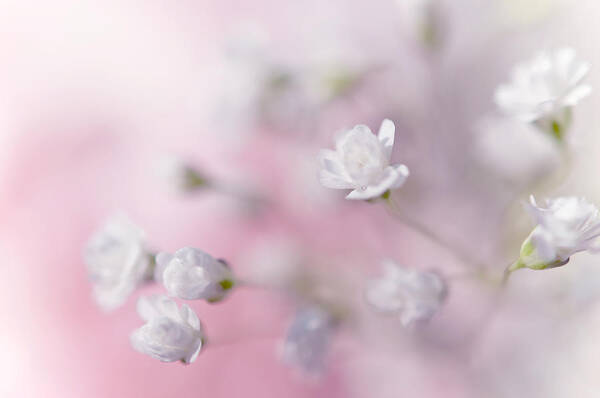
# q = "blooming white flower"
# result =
<box><xmin>365</xmin><ymin>260</ymin><xmax>446</xmax><ymax>326</ymax></box>
<box><xmin>155</xmin><ymin>247</ymin><xmax>235</xmax><ymax>302</ymax></box>
<box><xmin>84</xmin><ymin>214</ymin><xmax>150</xmax><ymax>311</ymax></box>
<box><xmin>319</xmin><ymin>119</ymin><xmax>409</xmax><ymax>200</ymax></box>
<box><xmin>280</xmin><ymin>307</ymin><xmax>334</xmax><ymax>376</ymax></box>
<box><xmin>130</xmin><ymin>295</ymin><xmax>204</xmax><ymax>364</ymax></box>
<box><xmin>513</xmin><ymin>196</ymin><xmax>600</xmax><ymax>271</ymax></box>
<box><xmin>495</xmin><ymin>48</ymin><xmax>591</xmax><ymax>138</ymax></box>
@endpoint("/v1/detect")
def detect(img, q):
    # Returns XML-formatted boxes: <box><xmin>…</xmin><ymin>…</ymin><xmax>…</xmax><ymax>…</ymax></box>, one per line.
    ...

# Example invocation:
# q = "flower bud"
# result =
<box><xmin>130</xmin><ymin>295</ymin><xmax>204</xmax><ymax>364</ymax></box>
<box><xmin>84</xmin><ymin>214</ymin><xmax>150</xmax><ymax>311</ymax></box>
<box><xmin>155</xmin><ymin>247</ymin><xmax>235</xmax><ymax>302</ymax></box>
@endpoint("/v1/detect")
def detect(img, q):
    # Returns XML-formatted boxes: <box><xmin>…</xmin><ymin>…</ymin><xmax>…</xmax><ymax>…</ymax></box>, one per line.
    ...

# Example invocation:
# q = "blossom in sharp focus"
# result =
<box><xmin>494</xmin><ymin>48</ymin><xmax>591</xmax><ymax>138</ymax></box>
<box><xmin>318</xmin><ymin>119</ymin><xmax>409</xmax><ymax>200</ymax></box>
<box><xmin>155</xmin><ymin>247</ymin><xmax>235</xmax><ymax>302</ymax></box>
<box><xmin>84</xmin><ymin>214</ymin><xmax>151</xmax><ymax>311</ymax></box>
<box><xmin>280</xmin><ymin>306</ymin><xmax>335</xmax><ymax>376</ymax></box>
<box><xmin>513</xmin><ymin>196</ymin><xmax>600</xmax><ymax>271</ymax></box>
<box><xmin>130</xmin><ymin>295</ymin><xmax>204</xmax><ymax>364</ymax></box>
<box><xmin>365</xmin><ymin>260</ymin><xmax>446</xmax><ymax>326</ymax></box>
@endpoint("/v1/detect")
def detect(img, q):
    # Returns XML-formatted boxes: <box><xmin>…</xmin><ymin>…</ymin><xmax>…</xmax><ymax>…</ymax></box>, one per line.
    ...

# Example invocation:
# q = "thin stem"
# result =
<box><xmin>384</xmin><ymin>196</ymin><xmax>487</xmax><ymax>270</ymax></box>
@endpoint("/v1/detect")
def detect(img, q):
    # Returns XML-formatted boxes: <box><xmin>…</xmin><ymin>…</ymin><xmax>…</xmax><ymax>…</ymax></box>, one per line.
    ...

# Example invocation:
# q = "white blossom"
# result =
<box><xmin>319</xmin><ymin>119</ymin><xmax>409</xmax><ymax>200</ymax></box>
<box><xmin>155</xmin><ymin>247</ymin><xmax>235</xmax><ymax>302</ymax></box>
<box><xmin>514</xmin><ymin>196</ymin><xmax>600</xmax><ymax>270</ymax></box>
<box><xmin>130</xmin><ymin>295</ymin><xmax>204</xmax><ymax>364</ymax></box>
<box><xmin>495</xmin><ymin>48</ymin><xmax>591</xmax><ymax>137</ymax></box>
<box><xmin>84</xmin><ymin>214</ymin><xmax>150</xmax><ymax>311</ymax></box>
<box><xmin>280</xmin><ymin>307</ymin><xmax>334</xmax><ymax>376</ymax></box>
<box><xmin>365</xmin><ymin>260</ymin><xmax>446</xmax><ymax>326</ymax></box>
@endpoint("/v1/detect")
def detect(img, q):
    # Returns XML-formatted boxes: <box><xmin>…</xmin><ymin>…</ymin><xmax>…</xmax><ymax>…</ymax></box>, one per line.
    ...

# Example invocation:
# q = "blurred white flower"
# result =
<box><xmin>495</xmin><ymin>48</ymin><xmax>591</xmax><ymax>138</ymax></box>
<box><xmin>84</xmin><ymin>214</ymin><xmax>150</xmax><ymax>311</ymax></box>
<box><xmin>319</xmin><ymin>119</ymin><xmax>409</xmax><ymax>200</ymax></box>
<box><xmin>365</xmin><ymin>260</ymin><xmax>446</xmax><ymax>326</ymax></box>
<box><xmin>130</xmin><ymin>295</ymin><xmax>204</xmax><ymax>364</ymax></box>
<box><xmin>155</xmin><ymin>247</ymin><xmax>235</xmax><ymax>302</ymax></box>
<box><xmin>280</xmin><ymin>307</ymin><xmax>335</xmax><ymax>376</ymax></box>
<box><xmin>514</xmin><ymin>196</ymin><xmax>600</xmax><ymax>270</ymax></box>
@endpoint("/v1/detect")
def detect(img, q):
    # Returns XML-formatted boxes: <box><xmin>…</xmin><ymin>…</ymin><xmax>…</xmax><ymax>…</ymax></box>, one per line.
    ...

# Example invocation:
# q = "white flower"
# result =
<box><xmin>155</xmin><ymin>247</ymin><xmax>235</xmax><ymax>302</ymax></box>
<box><xmin>130</xmin><ymin>295</ymin><xmax>204</xmax><ymax>364</ymax></box>
<box><xmin>84</xmin><ymin>214</ymin><xmax>150</xmax><ymax>311</ymax></box>
<box><xmin>495</xmin><ymin>48</ymin><xmax>591</xmax><ymax>134</ymax></box>
<box><xmin>280</xmin><ymin>307</ymin><xmax>334</xmax><ymax>376</ymax></box>
<box><xmin>319</xmin><ymin>119</ymin><xmax>409</xmax><ymax>200</ymax></box>
<box><xmin>365</xmin><ymin>260</ymin><xmax>446</xmax><ymax>326</ymax></box>
<box><xmin>514</xmin><ymin>196</ymin><xmax>600</xmax><ymax>270</ymax></box>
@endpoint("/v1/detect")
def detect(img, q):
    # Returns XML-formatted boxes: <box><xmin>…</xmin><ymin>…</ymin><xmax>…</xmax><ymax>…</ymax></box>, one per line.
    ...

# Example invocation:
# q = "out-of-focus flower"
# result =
<box><xmin>84</xmin><ymin>214</ymin><xmax>151</xmax><ymax>311</ymax></box>
<box><xmin>130</xmin><ymin>295</ymin><xmax>204</xmax><ymax>364</ymax></box>
<box><xmin>155</xmin><ymin>247</ymin><xmax>235</xmax><ymax>302</ymax></box>
<box><xmin>280</xmin><ymin>306</ymin><xmax>335</xmax><ymax>376</ymax></box>
<box><xmin>365</xmin><ymin>260</ymin><xmax>446</xmax><ymax>326</ymax></box>
<box><xmin>494</xmin><ymin>48</ymin><xmax>591</xmax><ymax>139</ymax></box>
<box><xmin>318</xmin><ymin>119</ymin><xmax>409</xmax><ymax>200</ymax></box>
<box><xmin>156</xmin><ymin>155</ymin><xmax>209</xmax><ymax>193</ymax></box>
<box><xmin>512</xmin><ymin>196</ymin><xmax>600</xmax><ymax>271</ymax></box>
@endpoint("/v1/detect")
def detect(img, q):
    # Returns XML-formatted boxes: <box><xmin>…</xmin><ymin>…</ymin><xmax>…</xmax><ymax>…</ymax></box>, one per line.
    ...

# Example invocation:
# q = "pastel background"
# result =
<box><xmin>2</xmin><ymin>0</ymin><xmax>600</xmax><ymax>397</ymax></box>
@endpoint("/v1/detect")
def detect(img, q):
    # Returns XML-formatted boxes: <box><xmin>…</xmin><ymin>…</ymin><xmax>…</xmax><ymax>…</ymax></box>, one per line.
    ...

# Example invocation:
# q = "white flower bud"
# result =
<box><xmin>512</xmin><ymin>196</ymin><xmax>600</xmax><ymax>271</ymax></box>
<box><xmin>365</xmin><ymin>260</ymin><xmax>446</xmax><ymax>326</ymax></box>
<box><xmin>319</xmin><ymin>119</ymin><xmax>409</xmax><ymax>200</ymax></box>
<box><xmin>155</xmin><ymin>247</ymin><xmax>235</xmax><ymax>302</ymax></box>
<box><xmin>130</xmin><ymin>295</ymin><xmax>204</xmax><ymax>364</ymax></box>
<box><xmin>280</xmin><ymin>307</ymin><xmax>334</xmax><ymax>376</ymax></box>
<box><xmin>84</xmin><ymin>214</ymin><xmax>150</xmax><ymax>311</ymax></box>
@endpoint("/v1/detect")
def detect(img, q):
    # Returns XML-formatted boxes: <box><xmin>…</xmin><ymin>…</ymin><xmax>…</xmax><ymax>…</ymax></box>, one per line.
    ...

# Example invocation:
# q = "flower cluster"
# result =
<box><xmin>85</xmin><ymin>37</ymin><xmax>599</xmax><ymax>381</ymax></box>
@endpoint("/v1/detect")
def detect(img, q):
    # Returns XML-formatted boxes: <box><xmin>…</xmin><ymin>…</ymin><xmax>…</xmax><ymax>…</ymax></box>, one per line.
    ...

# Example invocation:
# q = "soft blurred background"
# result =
<box><xmin>2</xmin><ymin>0</ymin><xmax>600</xmax><ymax>397</ymax></box>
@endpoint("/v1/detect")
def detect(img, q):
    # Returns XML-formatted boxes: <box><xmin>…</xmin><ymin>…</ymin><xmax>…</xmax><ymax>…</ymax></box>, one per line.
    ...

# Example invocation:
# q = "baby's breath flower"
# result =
<box><xmin>365</xmin><ymin>260</ymin><xmax>446</xmax><ymax>326</ymax></box>
<box><xmin>319</xmin><ymin>119</ymin><xmax>409</xmax><ymax>200</ymax></box>
<box><xmin>155</xmin><ymin>247</ymin><xmax>235</xmax><ymax>303</ymax></box>
<box><xmin>512</xmin><ymin>196</ymin><xmax>600</xmax><ymax>271</ymax></box>
<box><xmin>130</xmin><ymin>295</ymin><xmax>204</xmax><ymax>364</ymax></box>
<box><xmin>495</xmin><ymin>48</ymin><xmax>591</xmax><ymax>140</ymax></box>
<box><xmin>84</xmin><ymin>214</ymin><xmax>151</xmax><ymax>311</ymax></box>
<box><xmin>280</xmin><ymin>307</ymin><xmax>335</xmax><ymax>376</ymax></box>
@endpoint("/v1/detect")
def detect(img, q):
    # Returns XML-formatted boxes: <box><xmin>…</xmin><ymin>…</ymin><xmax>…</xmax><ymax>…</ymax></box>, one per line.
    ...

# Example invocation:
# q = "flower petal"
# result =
<box><xmin>378</xmin><ymin>119</ymin><xmax>395</xmax><ymax>161</ymax></box>
<box><xmin>345</xmin><ymin>166</ymin><xmax>400</xmax><ymax>200</ymax></box>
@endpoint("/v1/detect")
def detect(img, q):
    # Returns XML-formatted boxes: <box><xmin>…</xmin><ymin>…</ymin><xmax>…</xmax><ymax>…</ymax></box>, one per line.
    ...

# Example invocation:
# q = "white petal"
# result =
<box><xmin>154</xmin><ymin>252</ymin><xmax>173</xmax><ymax>282</ymax></box>
<box><xmin>319</xmin><ymin>169</ymin><xmax>355</xmax><ymax>189</ymax></box>
<box><xmin>563</xmin><ymin>84</ymin><xmax>592</xmax><ymax>106</ymax></box>
<box><xmin>136</xmin><ymin>295</ymin><xmax>161</xmax><ymax>322</ymax></box>
<box><xmin>345</xmin><ymin>166</ymin><xmax>402</xmax><ymax>200</ymax></box>
<box><xmin>377</xmin><ymin>119</ymin><xmax>395</xmax><ymax>161</ymax></box>
<box><xmin>389</xmin><ymin>164</ymin><xmax>409</xmax><ymax>189</ymax></box>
